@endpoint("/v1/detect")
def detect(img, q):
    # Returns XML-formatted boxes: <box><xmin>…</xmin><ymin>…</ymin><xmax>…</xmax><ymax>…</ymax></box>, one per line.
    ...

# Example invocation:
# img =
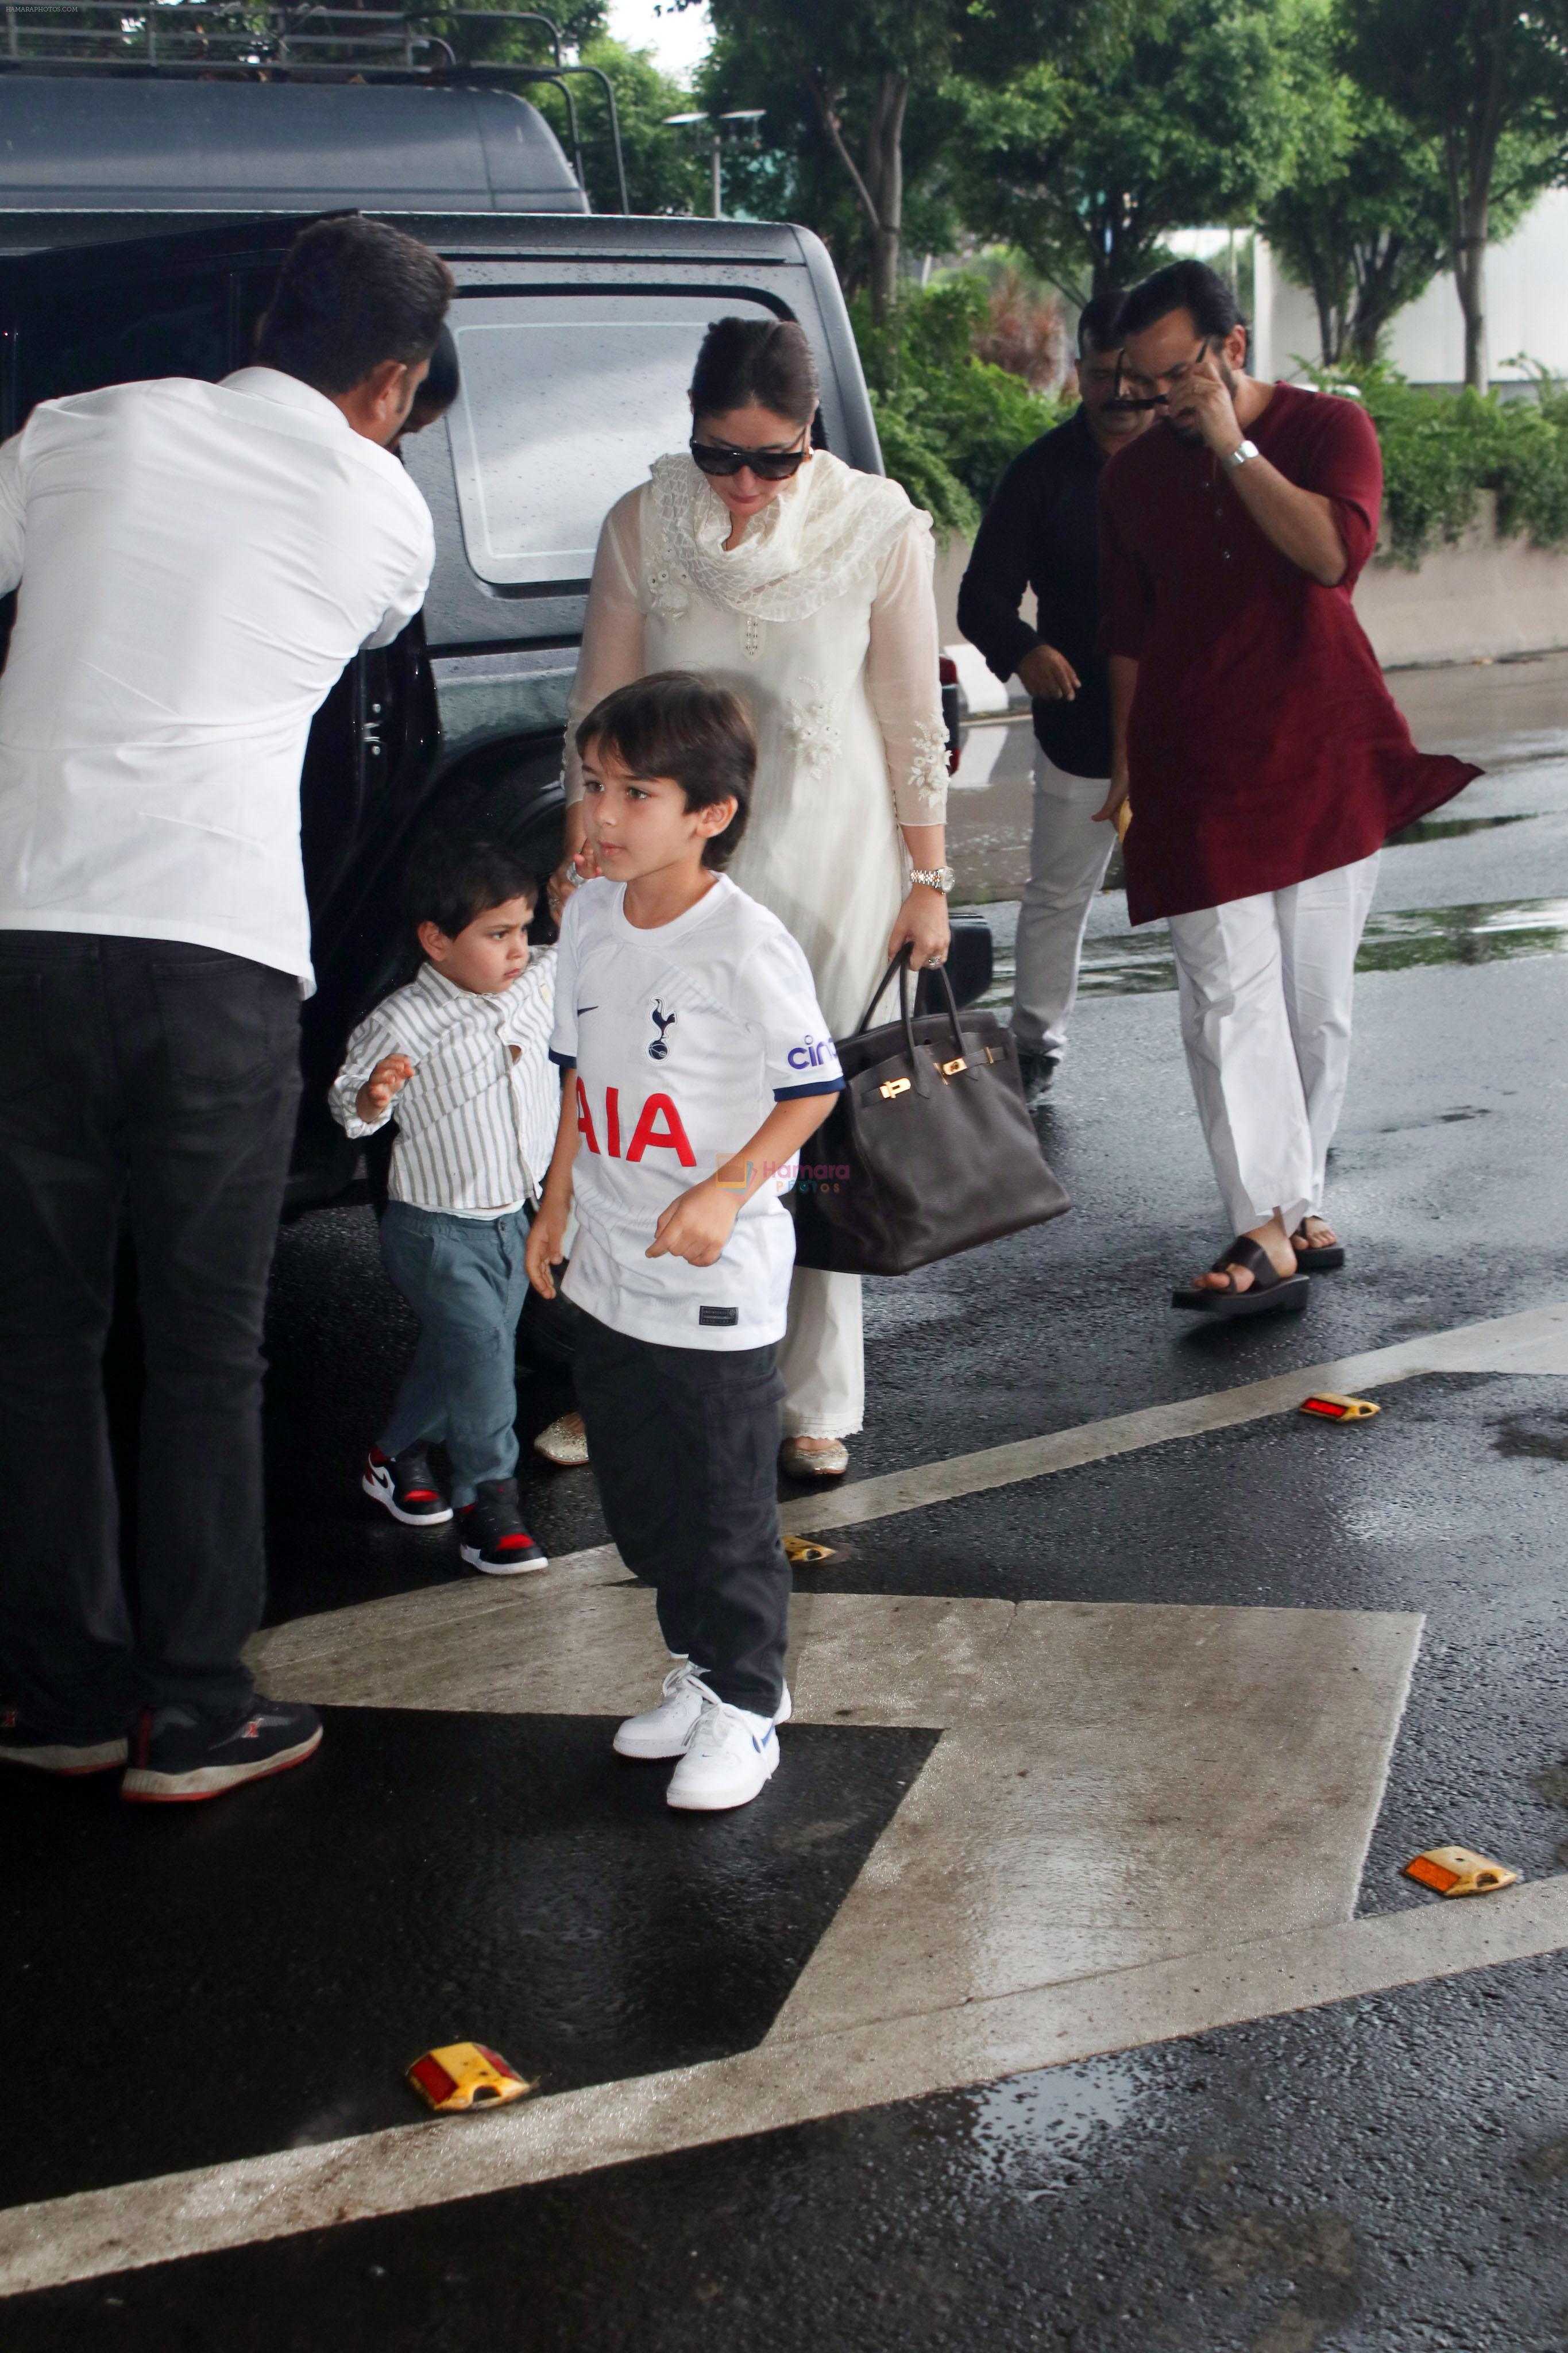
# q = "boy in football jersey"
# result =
<box><xmin>525</xmin><ymin>673</ymin><xmax>843</xmax><ymax>1812</ymax></box>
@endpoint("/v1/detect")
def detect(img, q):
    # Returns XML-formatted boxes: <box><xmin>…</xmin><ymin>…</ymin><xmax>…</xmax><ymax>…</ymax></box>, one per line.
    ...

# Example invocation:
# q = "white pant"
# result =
<box><xmin>1011</xmin><ymin>750</ymin><xmax>1116</xmax><ymax>1059</ymax></box>
<box><xmin>1167</xmin><ymin>854</ymin><xmax>1380</xmax><ymax>1238</ymax></box>
<box><xmin>779</xmin><ymin>1265</ymin><xmax>863</xmax><ymax>1439</ymax></box>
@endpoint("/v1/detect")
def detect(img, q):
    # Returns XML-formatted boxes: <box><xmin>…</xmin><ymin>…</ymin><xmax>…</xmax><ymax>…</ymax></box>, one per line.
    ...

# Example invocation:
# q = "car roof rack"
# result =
<box><xmin>0</xmin><ymin>5</ymin><xmax>628</xmax><ymax>209</ymax></box>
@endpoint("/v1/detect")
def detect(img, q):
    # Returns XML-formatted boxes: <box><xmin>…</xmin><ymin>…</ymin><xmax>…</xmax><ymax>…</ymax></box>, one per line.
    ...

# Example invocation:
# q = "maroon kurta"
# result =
<box><xmin>1098</xmin><ymin>381</ymin><xmax>1480</xmax><ymax>925</ymax></box>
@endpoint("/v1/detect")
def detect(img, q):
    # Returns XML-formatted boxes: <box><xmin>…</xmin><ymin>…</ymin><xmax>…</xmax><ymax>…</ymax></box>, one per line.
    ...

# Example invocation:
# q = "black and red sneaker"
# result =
<box><xmin>0</xmin><ymin>1704</ymin><xmax>127</xmax><ymax>1776</ymax></box>
<box><xmin>362</xmin><ymin>1444</ymin><xmax>453</xmax><ymax>1526</ymax></box>
<box><xmin>457</xmin><ymin>1478</ymin><xmax>548</xmax><ymax>1576</ymax></box>
<box><xmin>122</xmin><ymin>1699</ymin><xmax>323</xmax><ymax>1803</ymax></box>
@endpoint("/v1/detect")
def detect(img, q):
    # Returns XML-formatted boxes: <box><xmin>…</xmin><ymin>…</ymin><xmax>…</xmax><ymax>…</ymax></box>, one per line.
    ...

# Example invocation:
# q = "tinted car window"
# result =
<box><xmin>446</xmin><ymin>291</ymin><xmax>778</xmax><ymax>589</ymax></box>
<box><xmin>15</xmin><ymin>272</ymin><xmax>230</xmax><ymax>415</ymax></box>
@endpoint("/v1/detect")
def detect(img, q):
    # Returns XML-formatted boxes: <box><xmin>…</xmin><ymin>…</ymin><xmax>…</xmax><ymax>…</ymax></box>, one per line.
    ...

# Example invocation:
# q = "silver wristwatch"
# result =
<box><xmin>1223</xmin><ymin>438</ymin><xmax>1260</xmax><ymax>470</ymax></box>
<box><xmin>910</xmin><ymin>865</ymin><xmax>955</xmax><ymax>893</ymax></box>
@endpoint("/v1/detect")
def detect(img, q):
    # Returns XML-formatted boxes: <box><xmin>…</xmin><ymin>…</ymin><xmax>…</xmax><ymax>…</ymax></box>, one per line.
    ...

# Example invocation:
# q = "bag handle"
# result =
<box><xmin>860</xmin><ymin>946</ymin><xmax>968</xmax><ymax>1059</ymax></box>
<box><xmin>855</xmin><ymin>946</ymin><xmax>929</xmax><ymax>1096</ymax></box>
<box><xmin>922</xmin><ymin>955</ymin><xmax>969</xmax><ymax>1069</ymax></box>
<box><xmin>855</xmin><ymin>943</ymin><xmax>913</xmax><ymax>1034</ymax></box>
<box><xmin>855</xmin><ymin>945</ymin><xmax>973</xmax><ymax>1096</ymax></box>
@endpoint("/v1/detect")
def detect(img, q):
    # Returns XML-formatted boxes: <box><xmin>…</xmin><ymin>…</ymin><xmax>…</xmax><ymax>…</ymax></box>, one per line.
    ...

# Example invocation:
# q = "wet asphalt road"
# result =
<box><xmin>9</xmin><ymin>655</ymin><xmax>1568</xmax><ymax>2350</ymax></box>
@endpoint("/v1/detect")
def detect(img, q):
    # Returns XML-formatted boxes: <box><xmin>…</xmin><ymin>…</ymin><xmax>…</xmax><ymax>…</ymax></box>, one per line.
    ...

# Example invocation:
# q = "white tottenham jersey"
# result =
<box><xmin>330</xmin><ymin>952</ymin><xmax>558</xmax><ymax>1216</ymax></box>
<box><xmin>549</xmin><ymin>875</ymin><xmax>843</xmax><ymax>1349</ymax></box>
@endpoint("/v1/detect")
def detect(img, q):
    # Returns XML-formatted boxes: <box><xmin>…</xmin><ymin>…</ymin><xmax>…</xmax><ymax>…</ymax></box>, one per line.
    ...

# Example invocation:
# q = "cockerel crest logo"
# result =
<box><xmin>648</xmin><ymin>1002</ymin><xmax>676</xmax><ymax>1060</ymax></box>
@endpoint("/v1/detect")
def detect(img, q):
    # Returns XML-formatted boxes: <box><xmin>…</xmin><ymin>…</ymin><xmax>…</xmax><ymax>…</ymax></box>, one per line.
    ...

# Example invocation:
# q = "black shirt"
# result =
<box><xmin>956</xmin><ymin>403</ymin><xmax>1113</xmax><ymax>779</ymax></box>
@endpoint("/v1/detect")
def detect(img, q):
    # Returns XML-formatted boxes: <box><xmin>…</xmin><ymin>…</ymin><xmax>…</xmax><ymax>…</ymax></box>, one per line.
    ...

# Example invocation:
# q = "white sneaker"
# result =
<box><xmin>613</xmin><ymin>1657</ymin><xmax>792</xmax><ymax>1761</ymax></box>
<box><xmin>666</xmin><ymin>1692</ymin><xmax>780</xmax><ymax>1812</ymax></box>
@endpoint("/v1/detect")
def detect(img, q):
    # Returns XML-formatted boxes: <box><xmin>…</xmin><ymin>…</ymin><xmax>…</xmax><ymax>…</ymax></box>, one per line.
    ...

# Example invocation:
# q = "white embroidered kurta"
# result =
<box><xmin>565</xmin><ymin>449</ymin><xmax>948</xmax><ymax>1033</ymax></box>
<box><xmin>566</xmin><ymin>449</ymin><xmax>948</xmax><ymax>1438</ymax></box>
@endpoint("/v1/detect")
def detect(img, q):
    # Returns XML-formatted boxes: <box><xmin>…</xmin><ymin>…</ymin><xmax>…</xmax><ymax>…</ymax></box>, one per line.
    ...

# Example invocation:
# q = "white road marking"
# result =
<box><xmin>7</xmin><ymin>1878</ymin><xmax>1565</xmax><ymax>2299</ymax></box>
<box><xmin>246</xmin><ymin>1298</ymin><xmax>1568</xmax><ymax>1685</ymax></box>
<box><xmin>4</xmin><ymin>1596</ymin><xmax>1424</xmax><ymax>2294</ymax></box>
<box><xmin>7</xmin><ymin>1299</ymin><xmax>1562</xmax><ymax>2296</ymax></box>
<box><xmin>778</xmin><ymin>1298</ymin><xmax>1568</xmax><ymax>1538</ymax></box>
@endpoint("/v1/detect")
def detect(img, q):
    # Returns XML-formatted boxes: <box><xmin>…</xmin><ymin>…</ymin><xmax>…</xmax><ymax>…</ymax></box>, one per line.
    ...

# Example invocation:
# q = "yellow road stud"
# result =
<box><xmin>407</xmin><ymin>2042</ymin><xmax>534</xmax><ymax>2113</ymax></box>
<box><xmin>783</xmin><ymin>1533</ymin><xmax>835</xmax><ymax>1566</ymax></box>
<box><xmin>1404</xmin><ymin>1846</ymin><xmax>1520</xmax><ymax>1897</ymax></box>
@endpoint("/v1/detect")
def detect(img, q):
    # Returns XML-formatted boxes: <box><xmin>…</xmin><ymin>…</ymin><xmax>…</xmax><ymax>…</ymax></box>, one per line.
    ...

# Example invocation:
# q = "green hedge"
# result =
<box><xmin>853</xmin><ymin>280</ymin><xmax>1064</xmax><ymax>541</ymax></box>
<box><xmin>1292</xmin><ymin>362</ymin><xmax>1568</xmax><ymax>568</ymax></box>
<box><xmin>859</xmin><ymin>289</ymin><xmax>1568</xmax><ymax>570</ymax></box>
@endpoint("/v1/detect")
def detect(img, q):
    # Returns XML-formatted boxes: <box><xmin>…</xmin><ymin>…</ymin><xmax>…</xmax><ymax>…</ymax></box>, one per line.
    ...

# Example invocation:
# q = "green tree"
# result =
<box><xmin>1260</xmin><ymin>13</ymin><xmax>1457</xmax><ymax>367</ymax></box>
<box><xmin>698</xmin><ymin>0</ymin><xmax>964</xmax><ymax>322</ymax></box>
<box><xmin>951</xmin><ymin>0</ymin><xmax>1300</xmax><ymax>308</ymax></box>
<box><xmin>1344</xmin><ymin>0</ymin><xmax>1568</xmax><ymax>391</ymax></box>
<box><xmin>574</xmin><ymin>35</ymin><xmax>706</xmax><ymax>213</ymax></box>
<box><xmin>696</xmin><ymin>43</ymin><xmax>961</xmax><ymax>296</ymax></box>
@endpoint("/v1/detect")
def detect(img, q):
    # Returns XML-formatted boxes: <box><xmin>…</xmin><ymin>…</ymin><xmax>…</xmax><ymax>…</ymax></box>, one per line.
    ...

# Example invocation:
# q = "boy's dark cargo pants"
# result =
<box><xmin>0</xmin><ymin>931</ymin><xmax>300</xmax><ymax>1738</ymax></box>
<box><xmin>571</xmin><ymin>1307</ymin><xmax>789</xmax><ymax>1716</ymax></box>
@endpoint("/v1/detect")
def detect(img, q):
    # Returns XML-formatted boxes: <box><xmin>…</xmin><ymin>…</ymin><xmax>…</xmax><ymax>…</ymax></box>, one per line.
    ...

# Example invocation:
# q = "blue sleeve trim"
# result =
<box><xmin>774</xmin><ymin>1077</ymin><xmax>845</xmax><ymax>1101</ymax></box>
<box><xmin>548</xmin><ymin>1050</ymin><xmax>576</xmax><ymax>1070</ymax></box>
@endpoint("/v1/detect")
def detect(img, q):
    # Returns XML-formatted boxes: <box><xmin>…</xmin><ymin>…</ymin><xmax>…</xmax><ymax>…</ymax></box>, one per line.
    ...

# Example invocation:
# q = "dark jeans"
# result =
<box><xmin>0</xmin><ymin>932</ymin><xmax>301</xmax><ymax>1737</ymax></box>
<box><xmin>571</xmin><ymin>1308</ymin><xmax>789</xmax><ymax>1715</ymax></box>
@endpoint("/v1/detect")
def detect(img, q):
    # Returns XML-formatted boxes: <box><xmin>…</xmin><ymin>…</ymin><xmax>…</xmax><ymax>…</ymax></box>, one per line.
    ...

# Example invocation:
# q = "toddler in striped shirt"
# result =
<box><xmin>330</xmin><ymin>832</ymin><xmax>558</xmax><ymax>1574</ymax></box>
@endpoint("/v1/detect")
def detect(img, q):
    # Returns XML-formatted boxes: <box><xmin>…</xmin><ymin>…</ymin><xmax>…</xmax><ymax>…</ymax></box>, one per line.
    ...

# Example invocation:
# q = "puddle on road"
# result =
<box><xmin>967</xmin><ymin>2054</ymin><xmax>1145</xmax><ymax>2190</ymax></box>
<box><xmin>1387</xmin><ymin>811</ymin><xmax>1537</xmax><ymax>845</ymax></box>
<box><xmin>975</xmin><ymin>895</ymin><xmax>1568</xmax><ymax>1006</ymax></box>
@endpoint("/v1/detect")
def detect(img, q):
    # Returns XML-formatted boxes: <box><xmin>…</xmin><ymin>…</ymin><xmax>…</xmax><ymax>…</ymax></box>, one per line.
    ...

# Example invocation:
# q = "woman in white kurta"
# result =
<box><xmin>551</xmin><ymin>318</ymin><xmax>950</xmax><ymax>1476</ymax></box>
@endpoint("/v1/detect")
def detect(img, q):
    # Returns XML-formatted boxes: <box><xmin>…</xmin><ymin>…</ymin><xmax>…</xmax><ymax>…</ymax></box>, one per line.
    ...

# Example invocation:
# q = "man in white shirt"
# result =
<box><xmin>0</xmin><ymin>215</ymin><xmax>450</xmax><ymax>1802</ymax></box>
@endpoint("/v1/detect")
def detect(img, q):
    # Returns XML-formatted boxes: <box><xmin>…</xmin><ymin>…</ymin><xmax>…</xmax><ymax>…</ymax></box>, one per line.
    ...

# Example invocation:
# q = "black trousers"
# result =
<box><xmin>0</xmin><ymin>932</ymin><xmax>301</xmax><ymax>1736</ymax></box>
<box><xmin>571</xmin><ymin>1308</ymin><xmax>789</xmax><ymax>1715</ymax></box>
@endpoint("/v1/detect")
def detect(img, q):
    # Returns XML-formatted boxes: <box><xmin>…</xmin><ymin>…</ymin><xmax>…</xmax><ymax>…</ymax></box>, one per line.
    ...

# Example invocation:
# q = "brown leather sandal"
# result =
<box><xmin>1172</xmin><ymin>1235</ymin><xmax>1311</xmax><ymax>1320</ymax></box>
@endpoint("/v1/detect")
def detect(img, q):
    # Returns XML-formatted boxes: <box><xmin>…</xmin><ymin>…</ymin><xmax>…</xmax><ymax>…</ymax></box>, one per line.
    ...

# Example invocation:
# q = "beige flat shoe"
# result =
<box><xmin>779</xmin><ymin>1436</ymin><xmax>849</xmax><ymax>1480</ymax></box>
<box><xmin>533</xmin><ymin>1413</ymin><xmax>589</xmax><ymax>1469</ymax></box>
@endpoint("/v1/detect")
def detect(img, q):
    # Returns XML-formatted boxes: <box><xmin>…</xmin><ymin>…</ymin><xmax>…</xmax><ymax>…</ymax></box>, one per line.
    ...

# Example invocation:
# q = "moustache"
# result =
<box><xmin>1103</xmin><ymin>393</ymin><xmax>1170</xmax><ymax>412</ymax></box>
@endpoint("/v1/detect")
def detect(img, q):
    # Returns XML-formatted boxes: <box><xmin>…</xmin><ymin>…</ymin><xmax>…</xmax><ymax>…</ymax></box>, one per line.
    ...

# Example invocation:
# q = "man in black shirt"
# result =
<box><xmin>957</xmin><ymin>292</ymin><xmax>1148</xmax><ymax>1097</ymax></box>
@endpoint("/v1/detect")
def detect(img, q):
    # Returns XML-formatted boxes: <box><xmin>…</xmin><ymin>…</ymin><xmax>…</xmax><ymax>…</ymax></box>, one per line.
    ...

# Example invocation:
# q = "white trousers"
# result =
<box><xmin>1167</xmin><ymin>854</ymin><xmax>1380</xmax><ymax>1239</ymax></box>
<box><xmin>1011</xmin><ymin>750</ymin><xmax>1116</xmax><ymax>1059</ymax></box>
<box><xmin>779</xmin><ymin>1264</ymin><xmax>863</xmax><ymax>1439</ymax></box>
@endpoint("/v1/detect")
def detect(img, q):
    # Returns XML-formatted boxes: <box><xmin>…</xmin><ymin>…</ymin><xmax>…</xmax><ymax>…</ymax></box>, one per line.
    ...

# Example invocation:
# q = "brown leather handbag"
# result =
<box><xmin>789</xmin><ymin>950</ymin><xmax>1071</xmax><ymax>1276</ymax></box>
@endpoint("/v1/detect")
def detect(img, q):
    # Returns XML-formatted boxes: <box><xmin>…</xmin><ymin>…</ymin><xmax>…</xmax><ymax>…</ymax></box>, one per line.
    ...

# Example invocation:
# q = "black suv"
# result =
<box><xmin>0</xmin><ymin>73</ymin><xmax>975</xmax><ymax>1216</ymax></box>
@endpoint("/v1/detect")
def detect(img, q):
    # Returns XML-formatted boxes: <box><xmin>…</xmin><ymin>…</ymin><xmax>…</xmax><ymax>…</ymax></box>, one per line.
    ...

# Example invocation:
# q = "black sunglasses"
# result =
<box><xmin>690</xmin><ymin>435</ymin><xmax>809</xmax><ymax>481</ymax></box>
<box><xmin>1110</xmin><ymin>341</ymin><xmax>1214</xmax><ymax>410</ymax></box>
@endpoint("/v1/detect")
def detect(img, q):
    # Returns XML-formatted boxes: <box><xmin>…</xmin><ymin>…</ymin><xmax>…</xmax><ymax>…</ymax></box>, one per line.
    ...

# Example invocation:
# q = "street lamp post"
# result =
<box><xmin>661</xmin><ymin>107</ymin><xmax>766</xmax><ymax>219</ymax></box>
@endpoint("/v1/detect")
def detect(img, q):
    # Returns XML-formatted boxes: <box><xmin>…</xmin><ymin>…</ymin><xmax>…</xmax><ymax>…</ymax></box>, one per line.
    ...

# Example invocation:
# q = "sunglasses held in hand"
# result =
<box><xmin>689</xmin><ymin>434</ymin><xmax>810</xmax><ymax>481</ymax></box>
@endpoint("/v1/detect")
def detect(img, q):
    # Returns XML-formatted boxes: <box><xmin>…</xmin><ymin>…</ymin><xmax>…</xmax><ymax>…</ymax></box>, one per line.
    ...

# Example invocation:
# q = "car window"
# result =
<box><xmin>446</xmin><ymin>291</ymin><xmax>780</xmax><ymax>589</ymax></box>
<box><xmin>14</xmin><ymin>272</ymin><xmax>231</xmax><ymax>416</ymax></box>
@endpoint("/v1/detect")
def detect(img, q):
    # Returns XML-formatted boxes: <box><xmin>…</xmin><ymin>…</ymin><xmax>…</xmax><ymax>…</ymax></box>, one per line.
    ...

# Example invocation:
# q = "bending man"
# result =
<box><xmin>0</xmin><ymin>217</ymin><xmax>448</xmax><ymax>1797</ymax></box>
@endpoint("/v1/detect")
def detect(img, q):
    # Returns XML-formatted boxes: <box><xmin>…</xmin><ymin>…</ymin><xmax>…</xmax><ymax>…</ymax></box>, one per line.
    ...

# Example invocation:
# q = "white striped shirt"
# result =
<box><xmin>330</xmin><ymin>952</ymin><xmax>559</xmax><ymax>1216</ymax></box>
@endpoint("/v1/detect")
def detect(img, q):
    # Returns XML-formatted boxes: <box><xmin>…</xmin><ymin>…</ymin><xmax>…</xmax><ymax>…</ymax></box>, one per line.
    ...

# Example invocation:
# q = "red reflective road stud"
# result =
<box><xmin>1299</xmin><ymin>1392</ymin><xmax>1380</xmax><ymax>1422</ymax></box>
<box><xmin>407</xmin><ymin>2054</ymin><xmax>459</xmax><ymax>2108</ymax></box>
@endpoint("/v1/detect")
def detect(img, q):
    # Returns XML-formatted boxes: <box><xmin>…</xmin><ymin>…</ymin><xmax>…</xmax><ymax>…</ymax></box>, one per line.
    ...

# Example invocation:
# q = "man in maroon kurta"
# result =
<box><xmin>1096</xmin><ymin>260</ymin><xmax>1477</xmax><ymax>1316</ymax></box>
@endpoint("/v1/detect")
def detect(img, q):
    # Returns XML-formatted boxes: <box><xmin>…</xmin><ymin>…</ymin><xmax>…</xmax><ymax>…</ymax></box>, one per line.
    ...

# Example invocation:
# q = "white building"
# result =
<box><xmin>1253</xmin><ymin>188</ymin><xmax>1568</xmax><ymax>388</ymax></box>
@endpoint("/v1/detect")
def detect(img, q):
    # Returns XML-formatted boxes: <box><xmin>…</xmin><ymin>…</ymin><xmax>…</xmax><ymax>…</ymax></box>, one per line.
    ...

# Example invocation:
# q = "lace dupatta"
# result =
<box><xmin>646</xmin><ymin>449</ymin><xmax>932</xmax><ymax>624</ymax></box>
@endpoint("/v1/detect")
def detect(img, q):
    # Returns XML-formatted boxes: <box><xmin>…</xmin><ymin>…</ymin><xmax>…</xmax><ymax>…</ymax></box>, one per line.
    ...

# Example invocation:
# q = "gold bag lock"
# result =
<box><xmin>1404</xmin><ymin>1846</ymin><xmax>1520</xmax><ymax>1898</ymax></box>
<box><xmin>1300</xmin><ymin>1391</ymin><xmax>1380</xmax><ymax>1422</ymax></box>
<box><xmin>407</xmin><ymin>2042</ymin><xmax>534</xmax><ymax>2113</ymax></box>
